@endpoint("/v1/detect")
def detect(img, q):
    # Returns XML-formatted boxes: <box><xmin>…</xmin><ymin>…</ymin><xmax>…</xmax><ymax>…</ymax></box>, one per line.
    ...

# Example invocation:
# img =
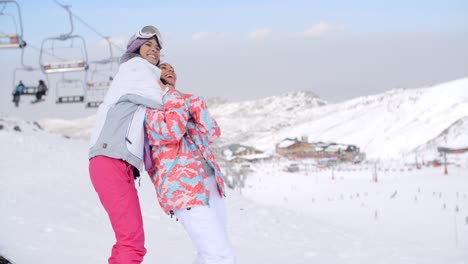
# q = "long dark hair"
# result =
<box><xmin>0</xmin><ymin>255</ymin><xmax>13</xmax><ymax>264</ymax></box>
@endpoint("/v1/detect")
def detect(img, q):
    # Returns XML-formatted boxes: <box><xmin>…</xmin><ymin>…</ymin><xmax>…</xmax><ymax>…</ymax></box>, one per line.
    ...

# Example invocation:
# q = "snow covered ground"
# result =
<box><xmin>242</xmin><ymin>160</ymin><xmax>468</xmax><ymax>260</ymax></box>
<box><xmin>1</xmin><ymin>118</ymin><xmax>468</xmax><ymax>264</ymax></box>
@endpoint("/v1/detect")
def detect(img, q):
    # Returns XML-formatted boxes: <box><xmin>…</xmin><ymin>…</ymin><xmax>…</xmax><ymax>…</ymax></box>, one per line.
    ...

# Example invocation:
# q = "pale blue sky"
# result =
<box><xmin>9</xmin><ymin>0</ymin><xmax>468</xmax><ymax>46</ymax></box>
<box><xmin>1</xmin><ymin>0</ymin><xmax>468</xmax><ymax>115</ymax></box>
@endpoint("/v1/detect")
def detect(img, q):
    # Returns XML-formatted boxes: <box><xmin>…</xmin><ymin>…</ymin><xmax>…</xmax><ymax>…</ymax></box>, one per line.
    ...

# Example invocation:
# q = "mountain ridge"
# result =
<box><xmin>35</xmin><ymin>77</ymin><xmax>468</xmax><ymax>161</ymax></box>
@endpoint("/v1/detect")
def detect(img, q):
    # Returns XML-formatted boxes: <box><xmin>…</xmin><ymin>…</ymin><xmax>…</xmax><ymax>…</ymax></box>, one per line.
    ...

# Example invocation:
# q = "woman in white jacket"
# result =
<box><xmin>88</xmin><ymin>26</ymin><xmax>166</xmax><ymax>264</ymax></box>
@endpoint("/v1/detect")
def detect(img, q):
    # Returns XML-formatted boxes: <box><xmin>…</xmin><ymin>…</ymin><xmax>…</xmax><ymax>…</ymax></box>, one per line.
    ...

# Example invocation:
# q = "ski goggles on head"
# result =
<box><xmin>137</xmin><ymin>25</ymin><xmax>163</xmax><ymax>49</ymax></box>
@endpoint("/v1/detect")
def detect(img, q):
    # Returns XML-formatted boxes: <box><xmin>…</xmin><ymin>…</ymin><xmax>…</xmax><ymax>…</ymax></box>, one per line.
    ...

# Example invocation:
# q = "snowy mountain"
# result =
<box><xmin>211</xmin><ymin>77</ymin><xmax>468</xmax><ymax>160</ymax></box>
<box><xmin>416</xmin><ymin>116</ymin><xmax>468</xmax><ymax>150</ymax></box>
<box><xmin>36</xmin><ymin>77</ymin><xmax>468</xmax><ymax>161</ymax></box>
<box><xmin>36</xmin><ymin>90</ymin><xmax>327</xmax><ymax>145</ymax></box>
<box><xmin>209</xmin><ymin>90</ymin><xmax>327</xmax><ymax>146</ymax></box>
<box><xmin>412</xmin><ymin>116</ymin><xmax>468</xmax><ymax>163</ymax></box>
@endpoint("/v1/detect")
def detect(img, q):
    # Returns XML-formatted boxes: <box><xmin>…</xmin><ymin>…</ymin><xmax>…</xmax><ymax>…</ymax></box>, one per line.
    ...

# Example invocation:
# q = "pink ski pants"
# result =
<box><xmin>89</xmin><ymin>156</ymin><xmax>147</xmax><ymax>264</ymax></box>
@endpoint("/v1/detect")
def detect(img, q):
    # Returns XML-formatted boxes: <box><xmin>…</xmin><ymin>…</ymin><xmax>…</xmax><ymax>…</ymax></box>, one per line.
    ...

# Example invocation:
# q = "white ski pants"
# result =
<box><xmin>174</xmin><ymin>177</ymin><xmax>236</xmax><ymax>264</ymax></box>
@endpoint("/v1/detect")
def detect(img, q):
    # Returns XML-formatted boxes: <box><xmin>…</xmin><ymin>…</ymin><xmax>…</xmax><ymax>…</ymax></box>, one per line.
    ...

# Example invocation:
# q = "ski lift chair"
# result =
<box><xmin>85</xmin><ymin>62</ymin><xmax>116</xmax><ymax>108</ymax></box>
<box><xmin>55</xmin><ymin>78</ymin><xmax>85</xmax><ymax>104</ymax></box>
<box><xmin>0</xmin><ymin>0</ymin><xmax>26</xmax><ymax>49</ymax></box>
<box><xmin>12</xmin><ymin>67</ymin><xmax>49</xmax><ymax>95</ymax></box>
<box><xmin>0</xmin><ymin>33</ymin><xmax>25</xmax><ymax>48</ymax></box>
<box><xmin>39</xmin><ymin>35</ymin><xmax>89</xmax><ymax>74</ymax></box>
<box><xmin>85</xmin><ymin>81</ymin><xmax>110</xmax><ymax>107</ymax></box>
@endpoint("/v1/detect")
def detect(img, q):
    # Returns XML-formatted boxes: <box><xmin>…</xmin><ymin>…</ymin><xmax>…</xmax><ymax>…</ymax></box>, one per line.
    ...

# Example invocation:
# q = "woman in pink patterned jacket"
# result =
<box><xmin>144</xmin><ymin>62</ymin><xmax>236</xmax><ymax>264</ymax></box>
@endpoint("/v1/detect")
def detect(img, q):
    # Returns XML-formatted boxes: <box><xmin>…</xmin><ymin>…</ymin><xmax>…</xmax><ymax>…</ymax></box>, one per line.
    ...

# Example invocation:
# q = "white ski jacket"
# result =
<box><xmin>89</xmin><ymin>56</ymin><xmax>163</xmax><ymax>170</ymax></box>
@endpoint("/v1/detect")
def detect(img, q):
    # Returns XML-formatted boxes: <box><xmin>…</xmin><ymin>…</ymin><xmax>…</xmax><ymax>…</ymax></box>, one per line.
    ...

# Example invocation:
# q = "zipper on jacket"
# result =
<box><xmin>187</xmin><ymin>141</ymin><xmax>209</xmax><ymax>206</ymax></box>
<box><xmin>125</xmin><ymin>111</ymin><xmax>136</xmax><ymax>143</ymax></box>
<box><xmin>198</xmin><ymin>148</ymin><xmax>225</xmax><ymax>197</ymax></box>
<box><xmin>124</xmin><ymin>106</ymin><xmax>144</xmax><ymax>160</ymax></box>
<box><xmin>189</xmin><ymin>132</ymin><xmax>224</xmax><ymax>198</ymax></box>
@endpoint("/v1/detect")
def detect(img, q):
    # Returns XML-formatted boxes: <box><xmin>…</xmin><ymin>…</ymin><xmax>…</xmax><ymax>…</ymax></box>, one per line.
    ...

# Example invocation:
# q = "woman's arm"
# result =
<box><xmin>145</xmin><ymin>88</ymin><xmax>189</xmax><ymax>146</ymax></box>
<box><xmin>186</xmin><ymin>95</ymin><xmax>221</xmax><ymax>143</ymax></box>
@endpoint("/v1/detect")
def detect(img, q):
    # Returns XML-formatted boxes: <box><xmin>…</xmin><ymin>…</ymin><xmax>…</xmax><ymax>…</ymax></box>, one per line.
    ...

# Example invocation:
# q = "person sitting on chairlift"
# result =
<box><xmin>35</xmin><ymin>80</ymin><xmax>48</xmax><ymax>101</ymax></box>
<box><xmin>12</xmin><ymin>80</ymin><xmax>26</xmax><ymax>106</ymax></box>
<box><xmin>15</xmin><ymin>80</ymin><xmax>26</xmax><ymax>94</ymax></box>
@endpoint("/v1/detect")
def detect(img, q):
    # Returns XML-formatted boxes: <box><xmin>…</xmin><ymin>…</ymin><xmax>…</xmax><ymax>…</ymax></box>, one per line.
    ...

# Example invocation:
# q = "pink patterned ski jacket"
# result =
<box><xmin>144</xmin><ymin>88</ymin><xmax>225</xmax><ymax>214</ymax></box>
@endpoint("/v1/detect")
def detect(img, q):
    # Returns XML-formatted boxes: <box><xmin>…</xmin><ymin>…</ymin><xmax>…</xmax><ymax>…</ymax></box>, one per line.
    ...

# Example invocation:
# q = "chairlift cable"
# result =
<box><xmin>49</xmin><ymin>1</ymin><xmax>125</xmax><ymax>59</ymax></box>
<box><xmin>71</xmin><ymin>13</ymin><xmax>125</xmax><ymax>53</ymax></box>
<box><xmin>28</xmin><ymin>43</ymin><xmax>68</xmax><ymax>62</ymax></box>
<box><xmin>51</xmin><ymin>1</ymin><xmax>124</xmax><ymax>67</ymax></box>
<box><xmin>68</xmin><ymin>10</ymin><xmax>122</xmax><ymax>73</ymax></box>
<box><xmin>1</xmin><ymin>2</ymin><xmax>7</xmax><ymax>13</ymax></box>
<box><xmin>53</xmin><ymin>0</ymin><xmax>74</xmax><ymax>37</ymax></box>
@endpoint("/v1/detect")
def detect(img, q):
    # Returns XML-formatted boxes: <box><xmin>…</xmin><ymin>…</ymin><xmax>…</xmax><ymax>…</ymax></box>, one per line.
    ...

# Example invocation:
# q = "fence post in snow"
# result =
<box><xmin>372</xmin><ymin>162</ymin><xmax>378</xmax><ymax>183</ymax></box>
<box><xmin>454</xmin><ymin>206</ymin><xmax>459</xmax><ymax>248</ymax></box>
<box><xmin>443</xmin><ymin>152</ymin><xmax>448</xmax><ymax>175</ymax></box>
